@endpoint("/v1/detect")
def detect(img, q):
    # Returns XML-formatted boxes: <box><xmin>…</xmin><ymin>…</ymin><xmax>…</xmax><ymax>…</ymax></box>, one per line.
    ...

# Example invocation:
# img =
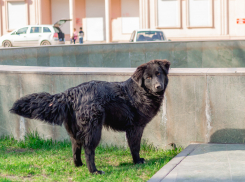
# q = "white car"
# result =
<box><xmin>0</xmin><ymin>19</ymin><xmax>71</xmax><ymax>47</ymax></box>
<box><xmin>129</xmin><ymin>29</ymin><xmax>168</xmax><ymax>42</ymax></box>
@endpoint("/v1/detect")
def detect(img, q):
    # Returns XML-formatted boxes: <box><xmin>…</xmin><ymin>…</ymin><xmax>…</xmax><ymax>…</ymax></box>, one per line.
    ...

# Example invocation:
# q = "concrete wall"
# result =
<box><xmin>41</xmin><ymin>0</ymin><xmax>52</xmax><ymax>25</ymax></box>
<box><xmin>0</xmin><ymin>66</ymin><xmax>245</xmax><ymax>148</ymax></box>
<box><xmin>111</xmin><ymin>0</ymin><xmax>123</xmax><ymax>42</ymax></box>
<box><xmin>75</xmin><ymin>0</ymin><xmax>86</xmax><ymax>36</ymax></box>
<box><xmin>1</xmin><ymin>40</ymin><xmax>245</xmax><ymax>68</ymax></box>
<box><xmin>86</xmin><ymin>0</ymin><xmax>105</xmax><ymax>41</ymax></box>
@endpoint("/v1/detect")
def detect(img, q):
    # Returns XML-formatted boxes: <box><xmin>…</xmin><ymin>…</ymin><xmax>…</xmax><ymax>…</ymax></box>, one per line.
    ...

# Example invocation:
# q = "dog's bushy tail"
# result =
<box><xmin>10</xmin><ymin>92</ymin><xmax>70</xmax><ymax>126</ymax></box>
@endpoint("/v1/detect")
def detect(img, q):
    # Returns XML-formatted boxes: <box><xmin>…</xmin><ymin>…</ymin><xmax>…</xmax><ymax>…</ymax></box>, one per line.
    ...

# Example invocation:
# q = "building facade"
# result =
<box><xmin>0</xmin><ymin>0</ymin><xmax>245</xmax><ymax>43</ymax></box>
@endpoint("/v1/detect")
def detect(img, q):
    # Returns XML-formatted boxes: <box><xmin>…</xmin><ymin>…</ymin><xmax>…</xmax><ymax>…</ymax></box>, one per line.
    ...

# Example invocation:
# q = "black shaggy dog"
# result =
<box><xmin>10</xmin><ymin>59</ymin><xmax>170</xmax><ymax>174</ymax></box>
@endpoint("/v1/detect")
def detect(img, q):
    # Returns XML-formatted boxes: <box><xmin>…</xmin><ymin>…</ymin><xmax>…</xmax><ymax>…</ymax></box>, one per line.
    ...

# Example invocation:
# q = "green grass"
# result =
<box><xmin>0</xmin><ymin>132</ymin><xmax>182</xmax><ymax>182</ymax></box>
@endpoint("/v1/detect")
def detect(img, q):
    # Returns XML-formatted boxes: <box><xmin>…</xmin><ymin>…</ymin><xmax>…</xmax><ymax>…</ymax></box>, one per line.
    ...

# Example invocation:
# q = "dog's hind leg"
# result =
<box><xmin>126</xmin><ymin>126</ymin><xmax>145</xmax><ymax>164</ymax></box>
<box><xmin>71</xmin><ymin>137</ymin><xmax>83</xmax><ymax>167</ymax></box>
<box><xmin>63</xmin><ymin>117</ymin><xmax>83</xmax><ymax>167</ymax></box>
<box><xmin>83</xmin><ymin>122</ymin><xmax>104</xmax><ymax>174</ymax></box>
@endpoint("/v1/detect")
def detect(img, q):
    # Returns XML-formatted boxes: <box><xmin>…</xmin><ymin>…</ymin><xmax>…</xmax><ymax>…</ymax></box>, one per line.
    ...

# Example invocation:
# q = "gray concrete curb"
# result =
<box><xmin>147</xmin><ymin>144</ymin><xmax>200</xmax><ymax>182</ymax></box>
<box><xmin>0</xmin><ymin>66</ymin><xmax>245</xmax><ymax>76</ymax></box>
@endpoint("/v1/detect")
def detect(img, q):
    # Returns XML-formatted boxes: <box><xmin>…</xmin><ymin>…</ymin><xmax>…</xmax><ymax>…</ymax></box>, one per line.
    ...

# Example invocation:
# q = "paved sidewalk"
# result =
<box><xmin>148</xmin><ymin>143</ymin><xmax>245</xmax><ymax>182</ymax></box>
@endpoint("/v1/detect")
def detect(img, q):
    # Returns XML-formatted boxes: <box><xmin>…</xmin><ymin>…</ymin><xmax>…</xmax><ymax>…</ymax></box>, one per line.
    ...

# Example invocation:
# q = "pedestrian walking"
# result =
<box><xmin>70</xmin><ymin>28</ymin><xmax>78</xmax><ymax>44</ymax></box>
<box><xmin>79</xmin><ymin>27</ymin><xmax>84</xmax><ymax>44</ymax></box>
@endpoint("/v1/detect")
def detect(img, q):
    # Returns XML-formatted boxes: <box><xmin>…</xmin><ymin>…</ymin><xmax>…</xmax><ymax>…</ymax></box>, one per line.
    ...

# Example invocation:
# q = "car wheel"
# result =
<box><xmin>40</xmin><ymin>40</ymin><xmax>51</xmax><ymax>46</ymax></box>
<box><xmin>2</xmin><ymin>40</ymin><xmax>12</xmax><ymax>47</ymax></box>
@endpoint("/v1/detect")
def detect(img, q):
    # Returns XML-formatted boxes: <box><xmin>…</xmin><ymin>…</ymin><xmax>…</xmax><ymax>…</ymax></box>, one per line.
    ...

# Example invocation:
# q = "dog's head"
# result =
<box><xmin>132</xmin><ymin>59</ymin><xmax>170</xmax><ymax>93</ymax></box>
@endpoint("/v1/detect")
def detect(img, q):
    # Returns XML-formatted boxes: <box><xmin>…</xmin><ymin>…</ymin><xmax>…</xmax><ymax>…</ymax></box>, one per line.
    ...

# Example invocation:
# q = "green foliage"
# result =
<box><xmin>0</xmin><ymin>131</ymin><xmax>71</xmax><ymax>151</ymax></box>
<box><xmin>0</xmin><ymin>178</ymin><xmax>12</xmax><ymax>182</ymax></box>
<box><xmin>0</xmin><ymin>132</ymin><xmax>182</xmax><ymax>182</ymax></box>
<box><xmin>17</xmin><ymin>131</ymin><xmax>71</xmax><ymax>150</ymax></box>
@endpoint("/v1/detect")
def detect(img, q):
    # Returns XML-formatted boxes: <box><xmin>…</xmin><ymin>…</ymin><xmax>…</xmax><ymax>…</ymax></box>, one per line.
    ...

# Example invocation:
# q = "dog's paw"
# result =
<box><xmin>74</xmin><ymin>161</ymin><xmax>83</xmax><ymax>167</ymax></box>
<box><xmin>93</xmin><ymin>170</ymin><xmax>105</xmax><ymax>175</ymax></box>
<box><xmin>134</xmin><ymin>158</ymin><xmax>145</xmax><ymax>164</ymax></box>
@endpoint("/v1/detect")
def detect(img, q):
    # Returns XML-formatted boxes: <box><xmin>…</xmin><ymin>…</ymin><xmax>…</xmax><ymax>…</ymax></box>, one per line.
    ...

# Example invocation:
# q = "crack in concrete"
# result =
<box><xmin>205</xmin><ymin>69</ymin><xmax>212</xmax><ymax>142</ymax></box>
<box><xmin>161</xmin><ymin>94</ymin><xmax>167</xmax><ymax>147</ymax></box>
<box><xmin>18</xmin><ymin>74</ymin><xmax>26</xmax><ymax>140</ymax></box>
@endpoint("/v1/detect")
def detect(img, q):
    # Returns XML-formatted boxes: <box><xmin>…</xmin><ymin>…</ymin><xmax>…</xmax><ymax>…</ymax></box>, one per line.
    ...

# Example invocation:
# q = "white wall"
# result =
<box><xmin>51</xmin><ymin>0</ymin><xmax>70</xmax><ymax>34</ymax></box>
<box><xmin>121</xmin><ymin>0</ymin><xmax>139</xmax><ymax>34</ymax></box>
<box><xmin>86</xmin><ymin>0</ymin><xmax>105</xmax><ymax>41</ymax></box>
<box><xmin>28</xmin><ymin>0</ymin><xmax>36</xmax><ymax>25</ymax></box>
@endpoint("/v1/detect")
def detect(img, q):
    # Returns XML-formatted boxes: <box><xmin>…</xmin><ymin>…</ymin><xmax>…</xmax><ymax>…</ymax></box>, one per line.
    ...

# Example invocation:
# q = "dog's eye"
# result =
<box><xmin>157</xmin><ymin>73</ymin><xmax>160</xmax><ymax>76</ymax></box>
<box><xmin>146</xmin><ymin>77</ymin><xmax>151</xmax><ymax>80</ymax></box>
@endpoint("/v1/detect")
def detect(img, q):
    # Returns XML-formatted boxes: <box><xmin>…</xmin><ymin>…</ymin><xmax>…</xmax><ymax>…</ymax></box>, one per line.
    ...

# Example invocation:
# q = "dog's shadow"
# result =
<box><xmin>119</xmin><ymin>161</ymin><xmax>133</xmax><ymax>166</ymax></box>
<box><xmin>210</xmin><ymin>129</ymin><xmax>245</xmax><ymax>144</ymax></box>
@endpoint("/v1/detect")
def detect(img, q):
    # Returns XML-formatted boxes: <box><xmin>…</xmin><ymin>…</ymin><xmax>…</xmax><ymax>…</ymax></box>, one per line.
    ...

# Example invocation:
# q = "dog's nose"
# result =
<box><xmin>155</xmin><ymin>84</ymin><xmax>162</xmax><ymax>89</ymax></box>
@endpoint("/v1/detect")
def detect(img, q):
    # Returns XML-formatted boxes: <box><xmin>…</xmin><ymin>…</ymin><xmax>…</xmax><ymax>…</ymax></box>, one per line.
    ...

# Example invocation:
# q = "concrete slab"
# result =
<box><xmin>148</xmin><ymin>144</ymin><xmax>245</xmax><ymax>182</ymax></box>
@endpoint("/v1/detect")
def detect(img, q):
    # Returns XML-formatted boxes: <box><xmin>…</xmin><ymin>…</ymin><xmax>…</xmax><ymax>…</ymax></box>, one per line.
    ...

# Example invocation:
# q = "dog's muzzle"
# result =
<box><xmin>154</xmin><ymin>83</ymin><xmax>163</xmax><ymax>92</ymax></box>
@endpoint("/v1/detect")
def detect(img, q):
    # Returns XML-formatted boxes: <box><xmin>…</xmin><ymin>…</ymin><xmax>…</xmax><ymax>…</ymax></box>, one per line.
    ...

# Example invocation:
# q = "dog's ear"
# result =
<box><xmin>155</xmin><ymin>59</ymin><xmax>171</xmax><ymax>74</ymax></box>
<box><xmin>132</xmin><ymin>64</ymin><xmax>147</xmax><ymax>87</ymax></box>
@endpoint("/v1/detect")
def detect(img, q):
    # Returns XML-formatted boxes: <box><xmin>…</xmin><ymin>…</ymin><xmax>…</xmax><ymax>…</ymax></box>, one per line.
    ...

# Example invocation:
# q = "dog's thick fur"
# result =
<box><xmin>10</xmin><ymin>59</ymin><xmax>170</xmax><ymax>174</ymax></box>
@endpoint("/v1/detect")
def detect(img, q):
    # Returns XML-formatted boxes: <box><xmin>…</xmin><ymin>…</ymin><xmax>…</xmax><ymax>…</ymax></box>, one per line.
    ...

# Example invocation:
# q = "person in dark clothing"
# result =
<box><xmin>79</xmin><ymin>27</ymin><xmax>84</xmax><ymax>44</ymax></box>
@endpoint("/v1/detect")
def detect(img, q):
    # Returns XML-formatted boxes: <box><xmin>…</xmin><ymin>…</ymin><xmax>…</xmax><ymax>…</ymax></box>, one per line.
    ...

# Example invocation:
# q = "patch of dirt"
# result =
<box><xmin>5</xmin><ymin>148</ymin><xmax>34</xmax><ymax>153</ymax></box>
<box><xmin>1</xmin><ymin>174</ymin><xmax>23</xmax><ymax>181</ymax></box>
<box><xmin>1</xmin><ymin>174</ymin><xmax>49</xmax><ymax>182</ymax></box>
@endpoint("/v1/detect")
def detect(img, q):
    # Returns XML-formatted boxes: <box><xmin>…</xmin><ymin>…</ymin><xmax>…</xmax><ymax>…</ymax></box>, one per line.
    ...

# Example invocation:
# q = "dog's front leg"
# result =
<box><xmin>126</xmin><ymin>126</ymin><xmax>145</xmax><ymax>164</ymax></box>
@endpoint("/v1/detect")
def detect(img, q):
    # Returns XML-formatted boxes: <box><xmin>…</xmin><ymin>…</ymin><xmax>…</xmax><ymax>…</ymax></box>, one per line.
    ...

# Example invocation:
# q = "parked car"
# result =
<box><xmin>0</xmin><ymin>19</ymin><xmax>71</xmax><ymax>47</ymax></box>
<box><xmin>129</xmin><ymin>29</ymin><xmax>168</xmax><ymax>42</ymax></box>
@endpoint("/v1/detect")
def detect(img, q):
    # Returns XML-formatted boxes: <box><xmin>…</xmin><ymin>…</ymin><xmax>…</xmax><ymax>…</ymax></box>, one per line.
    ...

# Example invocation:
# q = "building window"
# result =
<box><xmin>187</xmin><ymin>0</ymin><xmax>213</xmax><ymax>28</ymax></box>
<box><xmin>7</xmin><ymin>2</ymin><xmax>27</xmax><ymax>30</ymax></box>
<box><xmin>157</xmin><ymin>0</ymin><xmax>181</xmax><ymax>28</ymax></box>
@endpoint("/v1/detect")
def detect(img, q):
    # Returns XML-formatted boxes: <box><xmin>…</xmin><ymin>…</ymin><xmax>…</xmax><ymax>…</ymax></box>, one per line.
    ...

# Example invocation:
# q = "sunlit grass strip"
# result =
<box><xmin>0</xmin><ymin>132</ymin><xmax>182</xmax><ymax>182</ymax></box>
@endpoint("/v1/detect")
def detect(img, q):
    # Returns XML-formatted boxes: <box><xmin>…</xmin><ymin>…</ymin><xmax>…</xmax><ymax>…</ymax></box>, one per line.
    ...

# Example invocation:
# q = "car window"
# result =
<box><xmin>16</xmin><ymin>27</ymin><xmax>28</xmax><ymax>34</ymax></box>
<box><xmin>11</xmin><ymin>31</ymin><xmax>16</xmax><ymax>35</ymax></box>
<box><xmin>30</xmin><ymin>27</ymin><xmax>42</xmax><ymax>33</ymax></box>
<box><xmin>43</xmin><ymin>27</ymin><xmax>51</xmax><ymax>33</ymax></box>
<box><xmin>129</xmin><ymin>31</ymin><xmax>135</xmax><ymax>42</ymax></box>
<box><xmin>136</xmin><ymin>31</ymin><xmax>164</xmax><ymax>41</ymax></box>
